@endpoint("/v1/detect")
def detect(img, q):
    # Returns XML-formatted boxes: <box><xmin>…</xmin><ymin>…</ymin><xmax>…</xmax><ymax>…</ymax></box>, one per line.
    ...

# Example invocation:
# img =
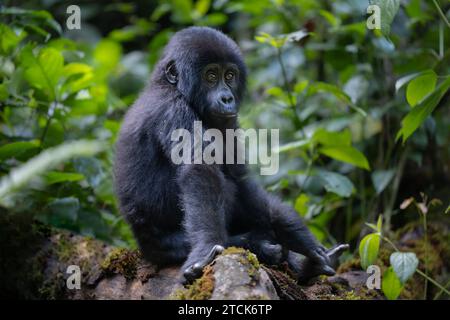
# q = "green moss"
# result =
<box><xmin>246</xmin><ymin>251</ymin><xmax>260</xmax><ymax>270</ymax></box>
<box><xmin>100</xmin><ymin>248</ymin><xmax>140</xmax><ymax>279</ymax></box>
<box><xmin>172</xmin><ymin>265</ymin><xmax>215</xmax><ymax>300</ymax></box>
<box><xmin>55</xmin><ymin>233</ymin><xmax>75</xmax><ymax>262</ymax></box>
<box><xmin>223</xmin><ymin>246</ymin><xmax>247</xmax><ymax>255</ymax></box>
<box><xmin>224</xmin><ymin>246</ymin><xmax>260</xmax><ymax>277</ymax></box>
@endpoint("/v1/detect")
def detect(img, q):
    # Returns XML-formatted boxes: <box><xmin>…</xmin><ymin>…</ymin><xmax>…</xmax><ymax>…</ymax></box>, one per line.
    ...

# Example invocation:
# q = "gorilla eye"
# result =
<box><xmin>225</xmin><ymin>71</ymin><xmax>234</xmax><ymax>81</ymax></box>
<box><xmin>206</xmin><ymin>71</ymin><xmax>217</xmax><ymax>83</ymax></box>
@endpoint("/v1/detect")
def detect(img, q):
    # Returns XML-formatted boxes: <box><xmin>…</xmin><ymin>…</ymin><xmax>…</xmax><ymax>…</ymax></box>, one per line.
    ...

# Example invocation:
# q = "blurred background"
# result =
<box><xmin>0</xmin><ymin>0</ymin><xmax>449</xmax><ymax>299</ymax></box>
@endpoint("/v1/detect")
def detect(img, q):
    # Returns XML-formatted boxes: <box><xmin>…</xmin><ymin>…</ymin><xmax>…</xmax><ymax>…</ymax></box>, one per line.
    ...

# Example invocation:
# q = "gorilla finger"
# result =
<box><xmin>322</xmin><ymin>265</ymin><xmax>336</xmax><ymax>276</ymax></box>
<box><xmin>327</xmin><ymin>244</ymin><xmax>349</xmax><ymax>258</ymax></box>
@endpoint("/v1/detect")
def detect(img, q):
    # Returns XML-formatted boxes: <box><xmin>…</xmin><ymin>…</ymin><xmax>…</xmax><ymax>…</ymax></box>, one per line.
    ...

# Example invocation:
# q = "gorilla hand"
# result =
<box><xmin>288</xmin><ymin>243</ymin><xmax>349</xmax><ymax>284</ymax></box>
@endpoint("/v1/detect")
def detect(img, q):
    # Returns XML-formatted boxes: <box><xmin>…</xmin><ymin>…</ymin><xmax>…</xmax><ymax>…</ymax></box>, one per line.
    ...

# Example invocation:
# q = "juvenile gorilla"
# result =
<box><xmin>115</xmin><ymin>27</ymin><xmax>345</xmax><ymax>283</ymax></box>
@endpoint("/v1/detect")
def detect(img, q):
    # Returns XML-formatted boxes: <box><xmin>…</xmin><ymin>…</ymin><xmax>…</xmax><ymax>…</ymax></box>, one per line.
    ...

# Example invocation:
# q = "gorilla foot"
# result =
<box><xmin>182</xmin><ymin>244</ymin><xmax>225</xmax><ymax>284</ymax></box>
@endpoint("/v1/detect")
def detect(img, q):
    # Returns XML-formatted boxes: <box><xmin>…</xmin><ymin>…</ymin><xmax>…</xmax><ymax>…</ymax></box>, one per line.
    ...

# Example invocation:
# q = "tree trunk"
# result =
<box><xmin>10</xmin><ymin>212</ymin><xmax>448</xmax><ymax>300</ymax></box>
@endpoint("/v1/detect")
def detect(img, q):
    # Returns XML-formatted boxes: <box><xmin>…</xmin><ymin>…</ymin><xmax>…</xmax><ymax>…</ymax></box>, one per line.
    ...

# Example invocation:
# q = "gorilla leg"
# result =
<box><xmin>178</xmin><ymin>165</ymin><xmax>231</xmax><ymax>282</ymax></box>
<box><xmin>133</xmin><ymin>227</ymin><xmax>190</xmax><ymax>266</ymax></box>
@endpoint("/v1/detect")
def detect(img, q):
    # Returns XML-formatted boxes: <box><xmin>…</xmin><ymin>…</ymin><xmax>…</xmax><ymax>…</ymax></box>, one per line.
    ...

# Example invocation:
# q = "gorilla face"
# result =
<box><xmin>202</xmin><ymin>63</ymin><xmax>240</xmax><ymax>119</ymax></box>
<box><xmin>165</xmin><ymin>59</ymin><xmax>242</xmax><ymax>128</ymax></box>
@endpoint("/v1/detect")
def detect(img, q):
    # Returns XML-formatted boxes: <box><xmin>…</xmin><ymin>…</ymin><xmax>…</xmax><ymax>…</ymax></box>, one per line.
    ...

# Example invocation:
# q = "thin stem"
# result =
<box><xmin>423</xmin><ymin>213</ymin><xmax>429</xmax><ymax>299</ymax></box>
<box><xmin>385</xmin><ymin>145</ymin><xmax>409</xmax><ymax>231</ymax></box>
<box><xmin>275</xmin><ymin>46</ymin><xmax>306</xmax><ymax>138</ymax></box>
<box><xmin>432</xmin><ymin>0</ymin><xmax>450</xmax><ymax>29</ymax></box>
<box><xmin>276</xmin><ymin>47</ymin><xmax>295</xmax><ymax>109</ymax></box>
<box><xmin>434</xmin><ymin>278</ymin><xmax>450</xmax><ymax>300</ymax></box>
<box><xmin>416</xmin><ymin>269</ymin><xmax>450</xmax><ymax>296</ymax></box>
<box><xmin>299</xmin><ymin>146</ymin><xmax>314</xmax><ymax>192</ymax></box>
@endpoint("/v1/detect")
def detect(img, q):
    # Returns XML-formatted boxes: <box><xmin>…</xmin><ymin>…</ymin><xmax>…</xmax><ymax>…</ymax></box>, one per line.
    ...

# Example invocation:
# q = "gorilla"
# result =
<box><xmin>114</xmin><ymin>27</ymin><xmax>347</xmax><ymax>283</ymax></box>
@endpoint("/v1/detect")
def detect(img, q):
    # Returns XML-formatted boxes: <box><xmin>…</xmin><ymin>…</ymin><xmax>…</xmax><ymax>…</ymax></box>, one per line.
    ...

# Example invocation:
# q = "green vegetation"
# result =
<box><xmin>0</xmin><ymin>0</ymin><xmax>449</xmax><ymax>300</ymax></box>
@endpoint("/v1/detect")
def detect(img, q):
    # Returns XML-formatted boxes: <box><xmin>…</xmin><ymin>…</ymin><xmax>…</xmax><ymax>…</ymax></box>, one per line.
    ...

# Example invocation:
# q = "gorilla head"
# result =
<box><xmin>151</xmin><ymin>27</ymin><xmax>247</xmax><ymax>126</ymax></box>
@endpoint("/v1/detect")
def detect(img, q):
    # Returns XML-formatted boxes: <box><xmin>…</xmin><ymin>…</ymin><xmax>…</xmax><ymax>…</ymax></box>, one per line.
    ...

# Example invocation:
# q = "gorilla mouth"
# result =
<box><xmin>211</xmin><ymin>110</ymin><xmax>237</xmax><ymax>118</ymax></box>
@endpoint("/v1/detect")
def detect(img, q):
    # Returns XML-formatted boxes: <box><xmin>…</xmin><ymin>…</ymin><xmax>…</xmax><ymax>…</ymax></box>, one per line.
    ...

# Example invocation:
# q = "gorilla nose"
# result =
<box><xmin>220</xmin><ymin>93</ymin><xmax>234</xmax><ymax>105</ymax></box>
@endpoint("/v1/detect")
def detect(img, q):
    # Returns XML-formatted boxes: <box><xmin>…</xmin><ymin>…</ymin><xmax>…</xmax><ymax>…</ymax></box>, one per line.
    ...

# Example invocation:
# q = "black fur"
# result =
<box><xmin>114</xmin><ymin>27</ymin><xmax>336</xmax><ymax>282</ymax></box>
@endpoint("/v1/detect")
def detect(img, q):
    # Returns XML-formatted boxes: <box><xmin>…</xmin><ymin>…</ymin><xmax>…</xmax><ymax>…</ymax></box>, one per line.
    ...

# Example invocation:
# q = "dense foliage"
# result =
<box><xmin>0</xmin><ymin>0</ymin><xmax>449</xmax><ymax>299</ymax></box>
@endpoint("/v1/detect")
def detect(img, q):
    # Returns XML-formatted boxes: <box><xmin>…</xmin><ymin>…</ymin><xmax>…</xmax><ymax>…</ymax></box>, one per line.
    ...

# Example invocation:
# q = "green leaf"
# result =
<box><xmin>266</xmin><ymin>86</ymin><xmax>284</xmax><ymax>97</ymax></box>
<box><xmin>317</xmin><ymin>170</ymin><xmax>354</xmax><ymax>198</ymax></box>
<box><xmin>313</xmin><ymin>128</ymin><xmax>351</xmax><ymax>146</ymax></box>
<box><xmin>397</xmin><ymin>76</ymin><xmax>450</xmax><ymax>143</ymax></box>
<box><xmin>0</xmin><ymin>83</ymin><xmax>7</xmax><ymax>101</ymax></box>
<box><xmin>309</xmin><ymin>82</ymin><xmax>367</xmax><ymax>116</ymax></box>
<box><xmin>310</xmin><ymin>82</ymin><xmax>352</xmax><ymax>104</ymax></box>
<box><xmin>371</xmin><ymin>169</ymin><xmax>395</xmax><ymax>194</ymax></box>
<box><xmin>255</xmin><ymin>32</ymin><xmax>286</xmax><ymax>48</ymax></box>
<box><xmin>0</xmin><ymin>24</ymin><xmax>26</xmax><ymax>54</ymax></box>
<box><xmin>62</xmin><ymin>62</ymin><xmax>94</xmax><ymax>94</ymax></box>
<box><xmin>395</xmin><ymin>70</ymin><xmax>431</xmax><ymax>93</ymax></box>
<box><xmin>294</xmin><ymin>80</ymin><xmax>309</xmax><ymax>94</ymax></box>
<box><xmin>44</xmin><ymin>171</ymin><xmax>85</xmax><ymax>185</ymax></box>
<box><xmin>365</xmin><ymin>223</ymin><xmax>379</xmax><ymax>233</ymax></box>
<box><xmin>390</xmin><ymin>252</ymin><xmax>419</xmax><ymax>284</ymax></box>
<box><xmin>370</xmin><ymin>0</ymin><xmax>400</xmax><ymax>37</ymax></box>
<box><xmin>23</xmin><ymin>47</ymin><xmax>64</xmax><ymax>101</ymax></box>
<box><xmin>406</xmin><ymin>70</ymin><xmax>437</xmax><ymax>107</ymax></box>
<box><xmin>319</xmin><ymin>10</ymin><xmax>340</xmax><ymax>28</ymax></box>
<box><xmin>194</xmin><ymin>0</ymin><xmax>210</xmax><ymax>18</ymax></box>
<box><xmin>376</xmin><ymin>215</ymin><xmax>383</xmax><ymax>233</ymax></box>
<box><xmin>0</xmin><ymin>140</ymin><xmax>40</xmax><ymax>161</ymax></box>
<box><xmin>359</xmin><ymin>233</ymin><xmax>380</xmax><ymax>270</ymax></box>
<box><xmin>319</xmin><ymin>146</ymin><xmax>370</xmax><ymax>170</ymax></box>
<box><xmin>294</xmin><ymin>193</ymin><xmax>310</xmax><ymax>217</ymax></box>
<box><xmin>171</xmin><ymin>0</ymin><xmax>193</xmax><ymax>23</ymax></box>
<box><xmin>382</xmin><ymin>266</ymin><xmax>403</xmax><ymax>300</ymax></box>
<box><xmin>94</xmin><ymin>40</ymin><xmax>122</xmax><ymax>72</ymax></box>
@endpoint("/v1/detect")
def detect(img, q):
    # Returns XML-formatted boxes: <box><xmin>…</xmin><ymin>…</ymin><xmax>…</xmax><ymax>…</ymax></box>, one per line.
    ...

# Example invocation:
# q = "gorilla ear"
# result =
<box><xmin>165</xmin><ymin>61</ymin><xmax>178</xmax><ymax>85</ymax></box>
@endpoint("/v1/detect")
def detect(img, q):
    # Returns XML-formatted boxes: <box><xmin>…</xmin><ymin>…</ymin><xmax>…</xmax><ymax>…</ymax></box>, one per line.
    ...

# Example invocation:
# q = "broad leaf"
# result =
<box><xmin>371</xmin><ymin>169</ymin><xmax>395</xmax><ymax>194</ymax></box>
<box><xmin>397</xmin><ymin>76</ymin><xmax>450</xmax><ymax>143</ymax></box>
<box><xmin>382</xmin><ymin>266</ymin><xmax>403</xmax><ymax>300</ymax></box>
<box><xmin>313</xmin><ymin>128</ymin><xmax>351</xmax><ymax>146</ymax></box>
<box><xmin>0</xmin><ymin>140</ymin><xmax>40</xmax><ymax>161</ymax></box>
<box><xmin>0</xmin><ymin>24</ymin><xmax>26</xmax><ymax>54</ymax></box>
<box><xmin>359</xmin><ymin>233</ymin><xmax>380</xmax><ymax>270</ymax></box>
<box><xmin>24</xmin><ymin>47</ymin><xmax>64</xmax><ymax>100</ymax></box>
<box><xmin>44</xmin><ymin>171</ymin><xmax>85</xmax><ymax>185</ymax></box>
<box><xmin>309</xmin><ymin>82</ymin><xmax>367</xmax><ymax>116</ymax></box>
<box><xmin>317</xmin><ymin>170</ymin><xmax>354</xmax><ymax>198</ymax></box>
<box><xmin>406</xmin><ymin>70</ymin><xmax>437</xmax><ymax>107</ymax></box>
<box><xmin>319</xmin><ymin>146</ymin><xmax>370</xmax><ymax>170</ymax></box>
<box><xmin>390</xmin><ymin>252</ymin><xmax>418</xmax><ymax>284</ymax></box>
<box><xmin>294</xmin><ymin>193</ymin><xmax>309</xmax><ymax>217</ymax></box>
